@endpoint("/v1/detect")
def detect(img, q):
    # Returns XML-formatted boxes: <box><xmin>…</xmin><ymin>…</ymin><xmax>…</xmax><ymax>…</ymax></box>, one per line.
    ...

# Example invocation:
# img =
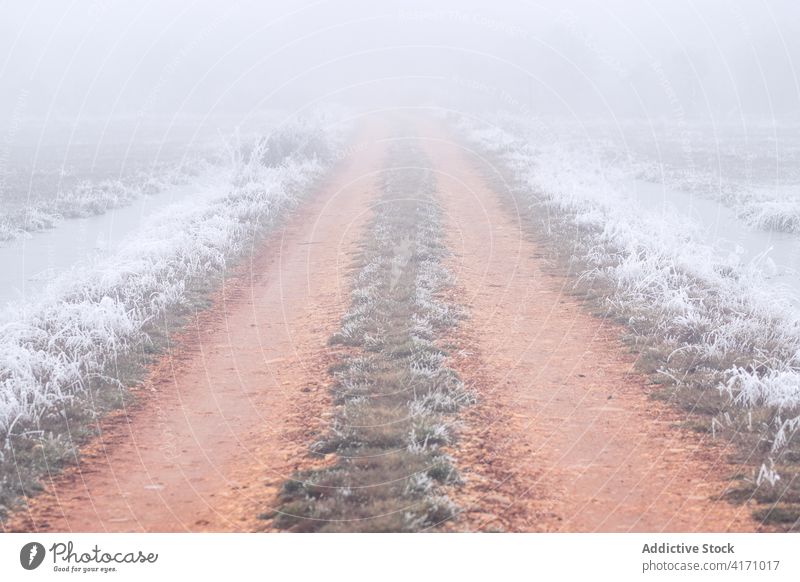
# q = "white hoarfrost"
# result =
<box><xmin>0</xmin><ymin>119</ymin><xmax>347</xmax><ymax>440</ymax></box>
<box><xmin>0</xmin><ymin>159</ymin><xmax>211</xmax><ymax>243</ymax></box>
<box><xmin>458</xmin><ymin>114</ymin><xmax>800</xmax><ymax>477</ymax></box>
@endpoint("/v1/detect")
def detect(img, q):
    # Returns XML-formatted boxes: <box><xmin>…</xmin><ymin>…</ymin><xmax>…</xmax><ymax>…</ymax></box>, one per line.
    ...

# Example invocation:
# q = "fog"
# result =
<box><xmin>2</xmin><ymin>0</ymin><xmax>798</xmax><ymax>130</ymax></box>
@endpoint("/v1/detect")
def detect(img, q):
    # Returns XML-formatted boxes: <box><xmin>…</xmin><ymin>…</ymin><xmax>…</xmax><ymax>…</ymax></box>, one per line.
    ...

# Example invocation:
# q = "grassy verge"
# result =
<box><xmin>266</xmin><ymin>142</ymin><xmax>472</xmax><ymax>532</ymax></box>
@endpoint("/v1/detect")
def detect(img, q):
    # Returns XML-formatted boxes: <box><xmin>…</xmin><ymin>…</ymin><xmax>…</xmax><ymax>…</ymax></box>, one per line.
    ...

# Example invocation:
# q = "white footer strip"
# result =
<box><xmin>1</xmin><ymin>533</ymin><xmax>796</xmax><ymax>581</ymax></box>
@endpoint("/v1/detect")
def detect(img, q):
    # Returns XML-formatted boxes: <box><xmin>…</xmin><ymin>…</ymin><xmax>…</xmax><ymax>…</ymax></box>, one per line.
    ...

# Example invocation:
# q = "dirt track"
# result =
<box><xmin>6</xmin><ymin>118</ymin><xmax>760</xmax><ymax>532</ymax></box>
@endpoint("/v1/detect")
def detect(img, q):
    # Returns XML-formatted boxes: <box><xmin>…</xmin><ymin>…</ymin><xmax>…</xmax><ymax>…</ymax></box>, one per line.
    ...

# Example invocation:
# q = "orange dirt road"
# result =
<box><xmin>421</xmin><ymin>130</ymin><xmax>760</xmax><ymax>532</ymax></box>
<box><xmin>5</xmin><ymin>122</ymin><xmax>388</xmax><ymax>533</ymax></box>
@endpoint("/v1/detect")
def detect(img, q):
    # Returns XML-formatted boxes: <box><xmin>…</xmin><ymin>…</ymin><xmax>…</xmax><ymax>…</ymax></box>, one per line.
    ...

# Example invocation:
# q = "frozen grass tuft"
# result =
<box><xmin>740</xmin><ymin>192</ymin><xmax>800</xmax><ymax>233</ymax></box>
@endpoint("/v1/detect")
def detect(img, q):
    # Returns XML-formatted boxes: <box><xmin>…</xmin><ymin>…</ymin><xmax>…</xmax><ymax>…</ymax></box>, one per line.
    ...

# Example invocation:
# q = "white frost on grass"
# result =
<box><xmin>0</xmin><ymin>119</ymin><xmax>347</xmax><ymax>440</ymax></box>
<box><xmin>0</xmin><ymin>159</ymin><xmax>211</xmax><ymax>243</ymax></box>
<box><xmin>739</xmin><ymin>188</ymin><xmax>800</xmax><ymax>233</ymax></box>
<box><xmin>546</xmin><ymin>117</ymin><xmax>800</xmax><ymax>235</ymax></box>
<box><xmin>459</xmin><ymin>114</ymin><xmax>800</xmax><ymax>463</ymax></box>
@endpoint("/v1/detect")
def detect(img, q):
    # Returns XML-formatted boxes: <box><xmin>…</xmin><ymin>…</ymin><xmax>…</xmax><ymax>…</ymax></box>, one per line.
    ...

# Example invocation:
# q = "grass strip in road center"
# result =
<box><xmin>267</xmin><ymin>142</ymin><xmax>473</xmax><ymax>532</ymax></box>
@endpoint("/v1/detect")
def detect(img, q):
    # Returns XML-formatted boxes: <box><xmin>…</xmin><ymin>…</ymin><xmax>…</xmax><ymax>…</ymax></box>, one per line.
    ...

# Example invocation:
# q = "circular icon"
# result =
<box><xmin>20</xmin><ymin>542</ymin><xmax>46</xmax><ymax>570</ymax></box>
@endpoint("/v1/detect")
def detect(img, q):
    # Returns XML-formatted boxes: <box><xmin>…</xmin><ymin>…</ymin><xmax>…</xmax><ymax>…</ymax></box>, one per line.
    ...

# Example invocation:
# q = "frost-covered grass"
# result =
<box><xmin>738</xmin><ymin>189</ymin><xmax>800</xmax><ymax>234</ymax></box>
<box><xmin>639</xmin><ymin>159</ymin><xmax>800</xmax><ymax>235</ymax></box>
<box><xmin>0</xmin><ymin>159</ymin><xmax>212</xmax><ymax>243</ymax></box>
<box><xmin>0</xmin><ymin>113</ymin><xmax>341</xmax><ymax>243</ymax></box>
<box><xmin>0</xmin><ymin>117</ymin><xmax>348</xmax><ymax>519</ymax></box>
<box><xmin>269</xmin><ymin>143</ymin><xmax>471</xmax><ymax>532</ymax></box>
<box><xmin>538</xmin><ymin>117</ymin><xmax>800</xmax><ymax>234</ymax></box>
<box><xmin>458</xmin><ymin>114</ymin><xmax>800</xmax><ymax>529</ymax></box>
<box><xmin>484</xmin><ymin>115</ymin><xmax>800</xmax><ymax>234</ymax></box>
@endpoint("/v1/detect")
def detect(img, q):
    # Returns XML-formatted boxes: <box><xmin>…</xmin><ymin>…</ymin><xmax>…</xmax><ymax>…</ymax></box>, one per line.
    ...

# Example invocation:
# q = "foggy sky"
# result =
<box><xmin>1</xmin><ymin>0</ymin><xmax>799</xmax><ymax>128</ymax></box>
